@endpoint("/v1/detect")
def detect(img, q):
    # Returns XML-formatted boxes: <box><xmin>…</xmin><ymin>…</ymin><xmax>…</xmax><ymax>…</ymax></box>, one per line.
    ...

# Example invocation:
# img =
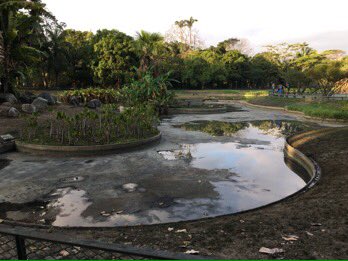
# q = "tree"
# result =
<box><xmin>0</xmin><ymin>0</ymin><xmax>54</xmax><ymax>93</ymax></box>
<box><xmin>307</xmin><ymin>60</ymin><xmax>347</xmax><ymax>95</ymax></box>
<box><xmin>135</xmin><ymin>30</ymin><xmax>164</xmax><ymax>73</ymax></box>
<box><xmin>91</xmin><ymin>30</ymin><xmax>136</xmax><ymax>87</ymax></box>
<box><xmin>64</xmin><ymin>29</ymin><xmax>94</xmax><ymax>87</ymax></box>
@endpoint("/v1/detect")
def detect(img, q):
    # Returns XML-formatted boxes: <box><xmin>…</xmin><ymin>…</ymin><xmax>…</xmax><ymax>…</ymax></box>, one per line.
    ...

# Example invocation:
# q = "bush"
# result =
<box><xmin>60</xmin><ymin>88</ymin><xmax>123</xmax><ymax>104</ymax></box>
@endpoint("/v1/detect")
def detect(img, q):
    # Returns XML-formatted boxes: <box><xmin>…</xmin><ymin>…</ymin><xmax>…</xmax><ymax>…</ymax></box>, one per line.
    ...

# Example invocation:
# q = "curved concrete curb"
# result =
<box><xmin>168</xmin><ymin>106</ymin><xmax>227</xmax><ymax>114</ymax></box>
<box><xmin>16</xmin><ymin>132</ymin><xmax>162</xmax><ymax>156</ymax></box>
<box><xmin>240</xmin><ymin>100</ymin><xmax>348</xmax><ymax>123</ymax></box>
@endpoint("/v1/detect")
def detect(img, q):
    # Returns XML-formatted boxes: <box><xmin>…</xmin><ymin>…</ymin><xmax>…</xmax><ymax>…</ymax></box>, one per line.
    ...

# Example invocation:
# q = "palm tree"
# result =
<box><xmin>135</xmin><ymin>30</ymin><xmax>164</xmax><ymax>73</ymax></box>
<box><xmin>185</xmin><ymin>17</ymin><xmax>198</xmax><ymax>46</ymax></box>
<box><xmin>174</xmin><ymin>20</ymin><xmax>186</xmax><ymax>43</ymax></box>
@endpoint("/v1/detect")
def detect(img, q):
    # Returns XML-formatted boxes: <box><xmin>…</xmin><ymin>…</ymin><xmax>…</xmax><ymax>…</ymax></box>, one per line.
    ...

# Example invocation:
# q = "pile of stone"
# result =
<box><xmin>0</xmin><ymin>93</ymin><xmax>20</xmax><ymax>118</ymax></box>
<box><xmin>0</xmin><ymin>92</ymin><xmax>60</xmax><ymax>118</ymax></box>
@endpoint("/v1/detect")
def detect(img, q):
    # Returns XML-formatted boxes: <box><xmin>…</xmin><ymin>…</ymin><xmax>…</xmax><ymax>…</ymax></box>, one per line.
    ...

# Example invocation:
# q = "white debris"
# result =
<box><xmin>176</xmin><ymin>229</ymin><xmax>187</xmax><ymax>233</ymax></box>
<box><xmin>122</xmin><ymin>183</ymin><xmax>138</xmax><ymax>192</ymax></box>
<box><xmin>306</xmin><ymin>231</ymin><xmax>314</xmax><ymax>236</ymax></box>
<box><xmin>185</xmin><ymin>249</ymin><xmax>200</xmax><ymax>255</ymax></box>
<box><xmin>59</xmin><ymin>250</ymin><xmax>70</xmax><ymax>257</ymax></box>
<box><xmin>282</xmin><ymin>235</ymin><xmax>299</xmax><ymax>241</ymax></box>
<box><xmin>259</xmin><ymin>247</ymin><xmax>284</xmax><ymax>255</ymax></box>
<box><xmin>168</xmin><ymin>227</ymin><xmax>174</xmax><ymax>232</ymax></box>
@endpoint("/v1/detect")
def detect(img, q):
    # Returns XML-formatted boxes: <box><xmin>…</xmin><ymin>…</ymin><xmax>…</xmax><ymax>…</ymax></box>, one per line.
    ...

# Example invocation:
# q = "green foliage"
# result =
<box><xmin>20</xmin><ymin>104</ymin><xmax>158</xmax><ymax>145</ymax></box>
<box><xmin>122</xmin><ymin>70</ymin><xmax>175</xmax><ymax>112</ymax></box>
<box><xmin>91</xmin><ymin>30</ymin><xmax>137</xmax><ymax>87</ymax></box>
<box><xmin>60</xmin><ymin>88</ymin><xmax>123</xmax><ymax>104</ymax></box>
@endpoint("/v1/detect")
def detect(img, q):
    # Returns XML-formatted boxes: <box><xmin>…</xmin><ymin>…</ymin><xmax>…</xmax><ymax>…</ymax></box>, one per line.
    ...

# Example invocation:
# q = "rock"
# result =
<box><xmin>32</xmin><ymin>97</ymin><xmax>48</xmax><ymax>112</ymax></box>
<box><xmin>0</xmin><ymin>93</ymin><xmax>17</xmax><ymax>104</ymax></box>
<box><xmin>1</xmin><ymin>102</ymin><xmax>12</xmax><ymax>107</ymax></box>
<box><xmin>0</xmin><ymin>105</ymin><xmax>10</xmax><ymax>117</ymax></box>
<box><xmin>87</xmin><ymin>99</ymin><xmax>102</xmax><ymax>109</ymax></box>
<box><xmin>8</xmin><ymin>107</ymin><xmax>20</xmax><ymax>118</ymax></box>
<box><xmin>22</xmin><ymin>104</ymin><xmax>37</xmax><ymax>114</ymax></box>
<box><xmin>122</xmin><ymin>183</ymin><xmax>138</xmax><ymax>192</ymax></box>
<box><xmin>0</xmin><ymin>134</ymin><xmax>15</xmax><ymax>142</ymax></box>
<box><xmin>69</xmin><ymin>96</ymin><xmax>79</xmax><ymax>107</ymax></box>
<box><xmin>19</xmin><ymin>92</ymin><xmax>36</xmax><ymax>104</ymax></box>
<box><xmin>38</xmin><ymin>92</ymin><xmax>55</xmax><ymax>105</ymax></box>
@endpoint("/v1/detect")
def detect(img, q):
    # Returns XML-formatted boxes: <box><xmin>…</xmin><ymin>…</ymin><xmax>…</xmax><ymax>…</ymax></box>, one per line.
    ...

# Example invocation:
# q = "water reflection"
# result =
<box><xmin>0</xmin><ymin>120</ymin><xmax>317</xmax><ymax>227</ymax></box>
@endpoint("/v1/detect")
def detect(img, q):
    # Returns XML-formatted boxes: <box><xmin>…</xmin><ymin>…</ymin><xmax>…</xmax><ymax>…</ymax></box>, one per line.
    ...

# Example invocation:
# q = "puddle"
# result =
<box><xmin>0</xmin><ymin>120</ymin><xmax>320</xmax><ymax>227</ymax></box>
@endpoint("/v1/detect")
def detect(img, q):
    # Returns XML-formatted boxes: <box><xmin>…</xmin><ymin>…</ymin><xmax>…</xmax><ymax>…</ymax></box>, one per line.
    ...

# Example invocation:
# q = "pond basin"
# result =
<box><xmin>0</xmin><ymin>119</ymin><xmax>320</xmax><ymax>227</ymax></box>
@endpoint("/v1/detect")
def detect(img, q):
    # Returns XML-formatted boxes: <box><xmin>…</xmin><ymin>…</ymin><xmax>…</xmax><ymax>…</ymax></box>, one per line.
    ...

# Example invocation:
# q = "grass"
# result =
<box><xmin>248</xmin><ymin>97</ymin><xmax>348</xmax><ymax>120</ymax></box>
<box><xmin>174</xmin><ymin>89</ymin><xmax>269</xmax><ymax>100</ymax></box>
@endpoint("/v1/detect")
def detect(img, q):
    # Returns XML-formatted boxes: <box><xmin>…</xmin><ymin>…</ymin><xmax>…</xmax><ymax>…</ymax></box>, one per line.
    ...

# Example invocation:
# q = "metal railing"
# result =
<box><xmin>0</xmin><ymin>225</ymin><xmax>208</xmax><ymax>260</ymax></box>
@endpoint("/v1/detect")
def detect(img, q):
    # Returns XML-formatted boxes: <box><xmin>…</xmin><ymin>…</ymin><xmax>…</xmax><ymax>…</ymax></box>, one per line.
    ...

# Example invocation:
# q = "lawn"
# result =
<box><xmin>248</xmin><ymin>96</ymin><xmax>348</xmax><ymax>120</ymax></box>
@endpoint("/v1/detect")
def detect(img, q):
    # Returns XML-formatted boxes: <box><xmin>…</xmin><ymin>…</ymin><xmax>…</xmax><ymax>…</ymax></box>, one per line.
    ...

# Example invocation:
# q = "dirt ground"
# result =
<box><xmin>41</xmin><ymin>127</ymin><xmax>347</xmax><ymax>259</ymax></box>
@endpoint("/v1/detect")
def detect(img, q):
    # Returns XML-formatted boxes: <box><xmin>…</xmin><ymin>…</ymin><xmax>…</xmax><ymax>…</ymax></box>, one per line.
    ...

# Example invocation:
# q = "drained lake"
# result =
<box><xmin>0</xmin><ymin>112</ymin><xmax>321</xmax><ymax>227</ymax></box>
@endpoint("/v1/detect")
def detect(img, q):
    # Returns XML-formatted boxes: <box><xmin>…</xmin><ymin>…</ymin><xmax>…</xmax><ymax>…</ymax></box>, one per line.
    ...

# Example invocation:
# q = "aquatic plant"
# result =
<box><xmin>20</xmin><ymin>104</ymin><xmax>158</xmax><ymax>145</ymax></box>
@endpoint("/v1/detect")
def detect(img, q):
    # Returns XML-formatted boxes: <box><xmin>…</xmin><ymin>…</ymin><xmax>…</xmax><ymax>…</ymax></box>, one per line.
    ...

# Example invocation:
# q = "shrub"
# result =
<box><xmin>60</xmin><ymin>88</ymin><xmax>123</xmax><ymax>104</ymax></box>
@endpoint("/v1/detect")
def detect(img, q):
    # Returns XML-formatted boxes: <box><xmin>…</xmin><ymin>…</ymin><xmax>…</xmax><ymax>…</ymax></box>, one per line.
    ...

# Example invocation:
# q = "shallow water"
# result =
<box><xmin>0</xmin><ymin>120</ymin><xmax>318</xmax><ymax>227</ymax></box>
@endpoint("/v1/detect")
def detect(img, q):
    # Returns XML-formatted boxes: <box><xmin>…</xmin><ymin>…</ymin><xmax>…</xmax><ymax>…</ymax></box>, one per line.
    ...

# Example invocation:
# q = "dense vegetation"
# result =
<box><xmin>20</xmin><ymin>104</ymin><xmax>158</xmax><ymax>145</ymax></box>
<box><xmin>1</xmin><ymin>0</ymin><xmax>347</xmax><ymax>96</ymax></box>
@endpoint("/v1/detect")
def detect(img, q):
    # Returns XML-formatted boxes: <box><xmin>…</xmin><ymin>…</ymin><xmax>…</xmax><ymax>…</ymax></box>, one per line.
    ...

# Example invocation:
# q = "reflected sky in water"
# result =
<box><xmin>3</xmin><ymin>121</ymin><xmax>314</xmax><ymax>227</ymax></box>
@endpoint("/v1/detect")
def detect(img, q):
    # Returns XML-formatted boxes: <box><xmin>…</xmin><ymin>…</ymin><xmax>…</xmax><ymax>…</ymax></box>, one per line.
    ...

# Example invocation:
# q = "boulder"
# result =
<box><xmin>0</xmin><ymin>93</ymin><xmax>17</xmax><ymax>104</ymax></box>
<box><xmin>8</xmin><ymin>107</ymin><xmax>20</xmax><ymax>118</ymax></box>
<box><xmin>32</xmin><ymin>97</ymin><xmax>48</xmax><ymax>112</ymax></box>
<box><xmin>22</xmin><ymin>104</ymin><xmax>37</xmax><ymax>114</ymax></box>
<box><xmin>69</xmin><ymin>96</ymin><xmax>79</xmax><ymax>107</ymax></box>
<box><xmin>38</xmin><ymin>92</ymin><xmax>56</xmax><ymax>105</ymax></box>
<box><xmin>0</xmin><ymin>105</ymin><xmax>10</xmax><ymax>117</ymax></box>
<box><xmin>19</xmin><ymin>92</ymin><xmax>37</xmax><ymax>104</ymax></box>
<box><xmin>1</xmin><ymin>102</ymin><xmax>12</xmax><ymax>107</ymax></box>
<box><xmin>87</xmin><ymin>99</ymin><xmax>102</xmax><ymax>109</ymax></box>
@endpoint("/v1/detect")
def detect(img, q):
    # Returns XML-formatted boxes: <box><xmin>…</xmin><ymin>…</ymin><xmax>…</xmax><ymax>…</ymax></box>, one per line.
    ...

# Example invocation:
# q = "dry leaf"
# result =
<box><xmin>306</xmin><ymin>231</ymin><xmax>314</xmax><ymax>236</ymax></box>
<box><xmin>59</xmin><ymin>250</ymin><xmax>69</xmax><ymax>257</ymax></box>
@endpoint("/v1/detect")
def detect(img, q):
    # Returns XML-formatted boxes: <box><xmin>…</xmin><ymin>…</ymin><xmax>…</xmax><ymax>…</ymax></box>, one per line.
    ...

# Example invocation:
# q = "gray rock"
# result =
<box><xmin>87</xmin><ymin>99</ymin><xmax>102</xmax><ymax>109</ymax></box>
<box><xmin>69</xmin><ymin>96</ymin><xmax>79</xmax><ymax>107</ymax></box>
<box><xmin>38</xmin><ymin>92</ymin><xmax>55</xmax><ymax>105</ymax></box>
<box><xmin>0</xmin><ymin>105</ymin><xmax>10</xmax><ymax>117</ymax></box>
<box><xmin>8</xmin><ymin>107</ymin><xmax>20</xmax><ymax>118</ymax></box>
<box><xmin>32</xmin><ymin>97</ymin><xmax>48</xmax><ymax>112</ymax></box>
<box><xmin>0</xmin><ymin>93</ymin><xmax>17</xmax><ymax>104</ymax></box>
<box><xmin>1</xmin><ymin>102</ymin><xmax>12</xmax><ymax>107</ymax></box>
<box><xmin>22</xmin><ymin>104</ymin><xmax>37</xmax><ymax>114</ymax></box>
<box><xmin>19</xmin><ymin>92</ymin><xmax>36</xmax><ymax>104</ymax></box>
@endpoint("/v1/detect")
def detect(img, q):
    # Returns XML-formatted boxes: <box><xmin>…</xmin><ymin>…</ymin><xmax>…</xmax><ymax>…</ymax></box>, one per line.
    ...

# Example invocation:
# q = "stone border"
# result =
<box><xmin>15</xmin><ymin>132</ymin><xmax>162</xmax><ymax>156</ymax></box>
<box><xmin>240</xmin><ymin>100</ymin><xmax>348</xmax><ymax>123</ymax></box>
<box><xmin>168</xmin><ymin>106</ymin><xmax>227</xmax><ymax>114</ymax></box>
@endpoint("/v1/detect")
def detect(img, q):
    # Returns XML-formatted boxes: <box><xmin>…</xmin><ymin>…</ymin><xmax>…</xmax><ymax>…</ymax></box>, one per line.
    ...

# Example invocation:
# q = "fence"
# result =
<box><xmin>0</xmin><ymin>225</ymin><xmax>208</xmax><ymax>260</ymax></box>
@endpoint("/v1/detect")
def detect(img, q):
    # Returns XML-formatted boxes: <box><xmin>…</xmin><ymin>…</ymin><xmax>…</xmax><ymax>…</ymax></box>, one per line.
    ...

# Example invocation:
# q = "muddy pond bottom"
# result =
<box><xmin>0</xmin><ymin>120</ymin><xmax>315</xmax><ymax>227</ymax></box>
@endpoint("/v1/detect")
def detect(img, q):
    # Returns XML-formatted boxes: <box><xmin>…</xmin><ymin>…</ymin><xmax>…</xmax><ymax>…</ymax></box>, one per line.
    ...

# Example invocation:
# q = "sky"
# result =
<box><xmin>43</xmin><ymin>0</ymin><xmax>348</xmax><ymax>53</ymax></box>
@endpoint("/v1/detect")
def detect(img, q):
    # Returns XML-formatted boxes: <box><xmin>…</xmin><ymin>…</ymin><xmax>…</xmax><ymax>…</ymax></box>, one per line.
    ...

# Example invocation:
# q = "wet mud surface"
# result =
<box><xmin>0</xmin><ymin>118</ymin><xmax>318</xmax><ymax>227</ymax></box>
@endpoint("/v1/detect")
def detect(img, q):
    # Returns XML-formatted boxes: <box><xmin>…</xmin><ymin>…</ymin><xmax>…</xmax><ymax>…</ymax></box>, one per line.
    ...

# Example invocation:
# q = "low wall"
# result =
<box><xmin>16</xmin><ymin>132</ymin><xmax>162</xmax><ymax>156</ymax></box>
<box><xmin>168</xmin><ymin>106</ymin><xmax>227</xmax><ymax>114</ymax></box>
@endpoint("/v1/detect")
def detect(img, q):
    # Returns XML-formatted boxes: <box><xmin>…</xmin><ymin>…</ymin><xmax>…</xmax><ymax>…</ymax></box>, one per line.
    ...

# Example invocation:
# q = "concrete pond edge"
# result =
<box><xmin>15</xmin><ymin>132</ymin><xmax>162</xmax><ymax>156</ymax></box>
<box><xmin>168</xmin><ymin>106</ymin><xmax>228</xmax><ymax>114</ymax></box>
